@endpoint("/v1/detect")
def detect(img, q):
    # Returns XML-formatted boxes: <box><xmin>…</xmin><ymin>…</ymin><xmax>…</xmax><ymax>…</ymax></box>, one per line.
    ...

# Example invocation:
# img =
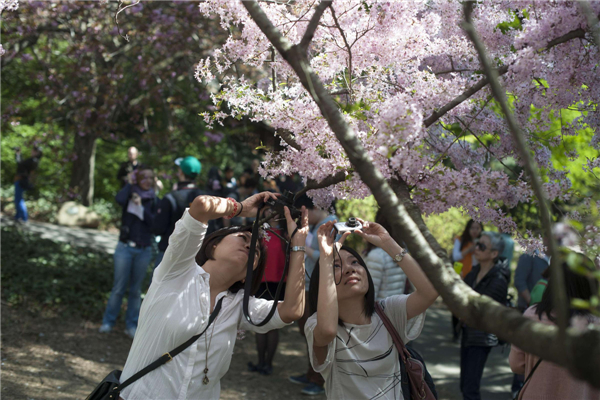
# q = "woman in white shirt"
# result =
<box><xmin>305</xmin><ymin>218</ymin><xmax>438</xmax><ymax>399</ymax></box>
<box><xmin>118</xmin><ymin>192</ymin><xmax>308</xmax><ymax>400</ymax></box>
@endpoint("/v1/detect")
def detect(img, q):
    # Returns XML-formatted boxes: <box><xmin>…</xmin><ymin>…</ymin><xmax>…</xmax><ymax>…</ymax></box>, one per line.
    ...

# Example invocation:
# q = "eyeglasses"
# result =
<box><xmin>475</xmin><ymin>242</ymin><xmax>487</xmax><ymax>251</ymax></box>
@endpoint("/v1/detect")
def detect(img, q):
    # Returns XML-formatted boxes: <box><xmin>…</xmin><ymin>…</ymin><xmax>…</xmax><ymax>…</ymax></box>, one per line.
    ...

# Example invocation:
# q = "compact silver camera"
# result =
<box><xmin>334</xmin><ymin>217</ymin><xmax>363</xmax><ymax>233</ymax></box>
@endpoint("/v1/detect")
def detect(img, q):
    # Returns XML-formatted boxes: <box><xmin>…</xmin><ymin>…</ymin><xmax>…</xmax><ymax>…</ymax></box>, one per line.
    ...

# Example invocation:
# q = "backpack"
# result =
<box><xmin>164</xmin><ymin>188</ymin><xmax>205</xmax><ymax>225</ymax></box>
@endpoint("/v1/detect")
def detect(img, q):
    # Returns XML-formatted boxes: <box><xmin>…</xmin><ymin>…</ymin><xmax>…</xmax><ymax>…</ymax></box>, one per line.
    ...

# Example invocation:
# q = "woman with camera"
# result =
<box><xmin>117</xmin><ymin>192</ymin><xmax>309</xmax><ymax>400</ymax></box>
<box><xmin>305</xmin><ymin>218</ymin><xmax>438</xmax><ymax>399</ymax></box>
<box><xmin>99</xmin><ymin>166</ymin><xmax>159</xmax><ymax>339</ymax></box>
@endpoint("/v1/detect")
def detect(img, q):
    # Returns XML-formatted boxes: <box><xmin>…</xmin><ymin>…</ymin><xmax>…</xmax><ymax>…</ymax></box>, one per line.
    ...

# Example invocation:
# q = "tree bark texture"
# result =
<box><xmin>241</xmin><ymin>0</ymin><xmax>600</xmax><ymax>388</ymax></box>
<box><xmin>69</xmin><ymin>133</ymin><xmax>96</xmax><ymax>206</ymax></box>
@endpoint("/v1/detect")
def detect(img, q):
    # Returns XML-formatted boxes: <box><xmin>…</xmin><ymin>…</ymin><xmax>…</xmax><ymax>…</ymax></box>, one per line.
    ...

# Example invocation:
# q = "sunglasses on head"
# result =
<box><xmin>476</xmin><ymin>242</ymin><xmax>487</xmax><ymax>251</ymax></box>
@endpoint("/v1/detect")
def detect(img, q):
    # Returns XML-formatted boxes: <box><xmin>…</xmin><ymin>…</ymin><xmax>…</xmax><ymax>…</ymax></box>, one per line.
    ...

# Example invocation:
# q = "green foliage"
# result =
<box><xmin>1</xmin><ymin>227</ymin><xmax>115</xmax><ymax>319</ymax></box>
<box><xmin>424</xmin><ymin>208</ymin><xmax>472</xmax><ymax>253</ymax></box>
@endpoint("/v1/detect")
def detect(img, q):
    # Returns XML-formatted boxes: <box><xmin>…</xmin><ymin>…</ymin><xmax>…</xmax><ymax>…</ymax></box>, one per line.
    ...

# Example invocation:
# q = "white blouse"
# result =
<box><xmin>120</xmin><ymin>209</ymin><xmax>289</xmax><ymax>400</ymax></box>
<box><xmin>305</xmin><ymin>295</ymin><xmax>425</xmax><ymax>400</ymax></box>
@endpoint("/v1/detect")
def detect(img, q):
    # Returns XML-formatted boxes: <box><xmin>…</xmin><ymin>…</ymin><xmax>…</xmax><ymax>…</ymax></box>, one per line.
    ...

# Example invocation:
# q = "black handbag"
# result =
<box><xmin>86</xmin><ymin>298</ymin><xmax>224</xmax><ymax>400</ymax></box>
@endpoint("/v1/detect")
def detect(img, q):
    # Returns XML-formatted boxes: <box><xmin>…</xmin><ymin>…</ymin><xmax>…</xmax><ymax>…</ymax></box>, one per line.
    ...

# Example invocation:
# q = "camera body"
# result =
<box><xmin>334</xmin><ymin>217</ymin><xmax>363</xmax><ymax>233</ymax></box>
<box><xmin>265</xmin><ymin>190</ymin><xmax>302</xmax><ymax>219</ymax></box>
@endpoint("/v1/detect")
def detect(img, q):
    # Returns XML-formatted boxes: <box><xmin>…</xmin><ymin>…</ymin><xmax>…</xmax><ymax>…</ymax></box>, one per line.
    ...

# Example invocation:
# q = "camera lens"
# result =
<box><xmin>347</xmin><ymin>217</ymin><xmax>357</xmax><ymax>227</ymax></box>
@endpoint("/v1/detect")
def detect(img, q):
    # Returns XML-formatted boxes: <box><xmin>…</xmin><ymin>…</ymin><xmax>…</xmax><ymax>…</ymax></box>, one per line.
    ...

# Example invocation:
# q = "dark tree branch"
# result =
<box><xmin>241</xmin><ymin>0</ymin><xmax>600</xmax><ymax>388</ymax></box>
<box><xmin>463</xmin><ymin>0</ymin><xmax>571</xmax><ymax>362</ymax></box>
<box><xmin>295</xmin><ymin>171</ymin><xmax>347</xmax><ymax>199</ymax></box>
<box><xmin>299</xmin><ymin>0</ymin><xmax>332</xmax><ymax>51</ymax></box>
<box><xmin>424</xmin><ymin>22</ymin><xmax>590</xmax><ymax>128</ymax></box>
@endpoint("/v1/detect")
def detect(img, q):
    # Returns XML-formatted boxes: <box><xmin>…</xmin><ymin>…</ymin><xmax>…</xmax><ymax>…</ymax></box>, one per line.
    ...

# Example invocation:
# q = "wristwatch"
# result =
<box><xmin>393</xmin><ymin>248</ymin><xmax>408</xmax><ymax>263</ymax></box>
<box><xmin>291</xmin><ymin>246</ymin><xmax>306</xmax><ymax>252</ymax></box>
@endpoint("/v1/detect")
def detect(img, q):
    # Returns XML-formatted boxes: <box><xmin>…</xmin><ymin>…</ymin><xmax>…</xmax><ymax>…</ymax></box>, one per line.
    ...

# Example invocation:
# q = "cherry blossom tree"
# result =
<box><xmin>2</xmin><ymin>1</ymin><xmax>228</xmax><ymax>205</ymax></box>
<box><xmin>196</xmin><ymin>0</ymin><xmax>600</xmax><ymax>386</ymax></box>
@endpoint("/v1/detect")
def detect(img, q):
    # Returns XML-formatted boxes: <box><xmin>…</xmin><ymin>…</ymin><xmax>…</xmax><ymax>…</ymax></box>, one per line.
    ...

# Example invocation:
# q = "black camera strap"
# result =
<box><xmin>242</xmin><ymin>204</ymin><xmax>297</xmax><ymax>326</ymax></box>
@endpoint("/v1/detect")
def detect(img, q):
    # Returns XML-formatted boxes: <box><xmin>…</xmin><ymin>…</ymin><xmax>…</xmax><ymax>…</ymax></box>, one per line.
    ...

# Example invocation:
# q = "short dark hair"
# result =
<box><xmin>183</xmin><ymin>172</ymin><xmax>198</xmax><ymax>181</ymax></box>
<box><xmin>308</xmin><ymin>245</ymin><xmax>375</xmax><ymax>326</ymax></box>
<box><xmin>196</xmin><ymin>225</ymin><xmax>266</xmax><ymax>295</ymax></box>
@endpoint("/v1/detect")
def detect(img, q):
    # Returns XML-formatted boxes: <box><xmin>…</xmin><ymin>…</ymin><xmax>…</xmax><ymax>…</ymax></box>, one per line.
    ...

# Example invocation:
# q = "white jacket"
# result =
<box><xmin>364</xmin><ymin>247</ymin><xmax>407</xmax><ymax>301</ymax></box>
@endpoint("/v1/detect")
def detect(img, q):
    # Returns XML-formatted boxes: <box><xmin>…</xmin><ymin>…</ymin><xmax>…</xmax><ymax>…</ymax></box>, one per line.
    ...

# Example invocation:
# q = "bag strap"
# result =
<box><xmin>514</xmin><ymin>358</ymin><xmax>542</xmax><ymax>400</ymax></box>
<box><xmin>118</xmin><ymin>297</ymin><xmax>224</xmax><ymax>391</ymax></box>
<box><xmin>374</xmin><ymin>302</ymin><xmax>410</xmax><ymax>363</ymax></box>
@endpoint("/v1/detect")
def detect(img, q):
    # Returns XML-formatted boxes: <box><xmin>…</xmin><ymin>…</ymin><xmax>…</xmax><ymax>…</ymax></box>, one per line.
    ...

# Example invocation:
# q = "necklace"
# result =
<box><xmin>203</xmin><ymin>307</ymin><xmax>219</xmax><ymax>385</ymax></box>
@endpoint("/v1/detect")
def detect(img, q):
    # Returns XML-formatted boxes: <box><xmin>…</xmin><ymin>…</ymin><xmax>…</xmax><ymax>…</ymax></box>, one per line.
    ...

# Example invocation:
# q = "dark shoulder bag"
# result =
<box><xmin>375</xmin><ymin>302</ymin><xmax>437</xmax><ymax>400</ymax></box>
<box><xmin>513</xmin><ymin>358</ymin><xmax>542</xmax><ymax>400</ymax></box>
<box><xmin>86</xmin><ymin>298</ymin><xmax>223</xmax><ymax>400</ymax></box>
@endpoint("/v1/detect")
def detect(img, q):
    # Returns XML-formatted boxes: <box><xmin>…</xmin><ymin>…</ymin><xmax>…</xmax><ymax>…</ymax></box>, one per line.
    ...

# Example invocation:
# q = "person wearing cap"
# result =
<box><xmin>152</xmin><ymin>156</ymin><xmax>204</xmax><ymax>270</ymax></box>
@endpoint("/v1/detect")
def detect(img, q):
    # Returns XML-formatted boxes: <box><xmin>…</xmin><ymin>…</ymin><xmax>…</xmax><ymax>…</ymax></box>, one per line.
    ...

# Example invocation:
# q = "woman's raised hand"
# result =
<box><xmin>284</xmin><ymin>206</ymin><xmax>309</xmax><ymax>245</ymax></box>
<box><xmin>354</xmin><ymin>218</ymin><xmax>397</xmax><ymax>251</ymax></box>
<box><xmin>239</xmin><ymin>191</ymin><xmax>279</xmax><ymax>218</ymax></box>
<box><xmin>317</xmin><ymin>221</ymin><xmax>337</xmax><ymax>259</ymax></box>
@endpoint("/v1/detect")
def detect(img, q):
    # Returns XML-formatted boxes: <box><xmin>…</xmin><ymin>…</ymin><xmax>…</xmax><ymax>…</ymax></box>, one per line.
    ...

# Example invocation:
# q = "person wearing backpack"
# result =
<box><xmin>152</xmin><ymin>156</ymin><xmax>204</xmax><ymax>269</ymax></box>
<box><xmin>460</xmin><ymin>232</ymin><xmax>509</xmax><ymax>400</ymax></box>
<box><xmin>305</xmin><ymin>218</ymin><xmax>438</xmax><ymax>399</ymax></box>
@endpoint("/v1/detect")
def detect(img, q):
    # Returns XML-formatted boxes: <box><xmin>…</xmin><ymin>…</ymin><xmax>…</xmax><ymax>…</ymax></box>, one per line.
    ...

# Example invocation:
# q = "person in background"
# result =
<box><xmin>288</xmin><ymin>195</ymin><xmax>337</xmax><ymax>396</ymax></box>
<box><xmin>501</xmin><ymin>233</ymin><xmax>515</xmax><ymax>266</ymax></box>
<box><xmin>117</xmin><ymin>146</ymin><xmax>140</xmax><ymax>187</ymax></box>
<box><xmin>99</xmin><ymin>166</ymin><xmax>158</xmax><ymax>338</ymax></box>
<box><xmin>222</xmin><ymin>166</ymin><xmax>238</xmax><ymax>197</ymax></box>
<box><xmin>514</xmin><ymin>249</ymin><xmax>550</xmax><ymax>312</ymax></box>
<box><xmin>451</xmin><ymin>219</ymin><xmax>483</xmax><ymax>341</ymax></box>
<box><xmin>248</xmin><ymin>221</ymin><xmax>287</xmax><ymax>376</ymax></box>
<box><xmin>152</xmin><ymin>156</ymin><xmax>203</xmax><ymax>270</ymax></box>
<box><xmin>529</xmin><ymin>267</ymin><xmax>549</xmax><ymax>305</ymax></box>
<box><xmin>13</xmin><ymin>146</ymin><xmax>43</xmax><ymax>223</ymax></box>
<box><xmin>364</xmin><ymin>209</ymin><xmax>407</xmax><ymax>300</ymax></box>
<box><xmin>461</xmin><ymin>232</ymin><xmax>509</xmax><ymax>400</ymax></box>
<box><xmin>509</xmin><ymin>252</ymin><xmax>600</xmax><ymax>400</ymax></box>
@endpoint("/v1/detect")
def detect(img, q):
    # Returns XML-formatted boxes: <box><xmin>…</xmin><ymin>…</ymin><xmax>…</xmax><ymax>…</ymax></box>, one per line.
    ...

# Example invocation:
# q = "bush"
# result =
<box><xmin>1</xmin><ymin>226</ymin><xmax>115</xmax><ymax>319</ymax></box>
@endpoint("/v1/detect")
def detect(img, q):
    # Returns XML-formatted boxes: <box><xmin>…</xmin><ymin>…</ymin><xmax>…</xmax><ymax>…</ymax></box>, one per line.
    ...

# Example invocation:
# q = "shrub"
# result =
<box><xmin>1</xmin><ymin>226</ymin><xmax>115</xmax><ymax>319</ymax></box>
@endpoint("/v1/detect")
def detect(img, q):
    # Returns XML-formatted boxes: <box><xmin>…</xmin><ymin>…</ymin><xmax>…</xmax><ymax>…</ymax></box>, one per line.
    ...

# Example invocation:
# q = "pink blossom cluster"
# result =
<box><xmin>196</xmin><ymin>0</ymin><xmax>599</xmax><ymax>246</ymax></box>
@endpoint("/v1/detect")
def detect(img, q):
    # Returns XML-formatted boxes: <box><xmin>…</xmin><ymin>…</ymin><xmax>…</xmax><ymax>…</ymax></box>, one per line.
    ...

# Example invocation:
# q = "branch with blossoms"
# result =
<box><xmin>240</xmin><ymin>0</ymin><xmax>600</xmax><ymax>388</ymax></box>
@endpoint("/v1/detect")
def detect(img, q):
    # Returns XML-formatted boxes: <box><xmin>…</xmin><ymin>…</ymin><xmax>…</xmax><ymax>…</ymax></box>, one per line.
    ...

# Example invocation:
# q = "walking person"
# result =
<box><xmin>152</xmin><ymin>156</ymin><xmax>203</xmax><ymax>269</ymax></box>
<box><xmin>305</xmin><ymin>218</ymin><xmax>438</xmax><ymax>399</ymax></box>
<box><xmin>117</xmin><ymin>192</ymin><xmax>309</xmax><ymax>399</ymax></box>
<box><xmin>451</xmin><ymin>219</ymin><xmax>483</xmax><ymax>341</ymax></box>
<box><xmin>460</xmin><ymin>232</ymin><xmax>509</xmax><ymax>400</ymax></box>
<box><xmin>364</xmin><ymin>209</ymin><xmax>407</xmax><ymax>300</ymax></box>
<box><xmin>248</xmin><ymin>223</ymin><xmax>287</xmax><ymax>376</ymax></box>
<box><xmin>13</xmin><ymin>146</ymin><xmax>43</xmax><ymax>223</ymax></box>
<box><xmin>509</xmin><ymin>252</ymin><xmax>600</xmax><ymax>400</ymax></box>
<box><xmin>99</xmin><ymin>166</ymin><xmax>159</xmax><ymax>338</ymax></box>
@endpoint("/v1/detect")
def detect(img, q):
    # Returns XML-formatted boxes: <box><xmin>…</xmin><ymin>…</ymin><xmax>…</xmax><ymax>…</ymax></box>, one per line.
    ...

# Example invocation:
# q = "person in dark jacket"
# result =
<box><xmin>99</xmin><ymin>166</ymin><xmax>158</xmax><ymax>339</ymax></box>
<box><xmin>13</xmin><ymin>146</ymin><xmax>42</xmax><ymax>222</ymax></box>
<box><xmin>152</xmin><ymin>156</ymin><xmax>203</xmax><ymax>269</ymax></box>
<box><xmin>116</xmin><ymin>146</ymin><xmax>140</xmax><ymax>187</ymax></box>
<box><xmin>460</xmin><ymin>231</ymin><xmax>509</xmax><ymax>400</ymax></box>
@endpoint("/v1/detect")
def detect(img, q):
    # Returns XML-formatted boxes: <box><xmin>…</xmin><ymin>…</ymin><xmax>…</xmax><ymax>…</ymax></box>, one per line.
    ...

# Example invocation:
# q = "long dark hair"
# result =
<box><xmin>535</xmin><ymin>251</ymin><xmax>598</xmax><ymax>323</ymax></box>
<box><xmin>196</xmin><ymin>225</ymin><xmax>267</xmax><ymax>295</ymax></box>
<box><xmin>308</xmin><ymin>246</ymin><xmax>375</xmax><ymax>326</ymax></box>
<box><xmin>460</xmin><ymin>219</ymin><xmax>483</xmax><ymax>250</ymax></box>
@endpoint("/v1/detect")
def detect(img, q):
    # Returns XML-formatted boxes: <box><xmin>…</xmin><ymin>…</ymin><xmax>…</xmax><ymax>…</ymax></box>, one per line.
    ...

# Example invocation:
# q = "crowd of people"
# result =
<box><xmin>12</xmin><ymin>145</ymin><xmax>600</xmax><ymax>399</ymax></box>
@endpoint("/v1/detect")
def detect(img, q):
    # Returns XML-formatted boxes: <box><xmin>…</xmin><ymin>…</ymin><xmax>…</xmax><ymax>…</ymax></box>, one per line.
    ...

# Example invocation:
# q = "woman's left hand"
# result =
<box><xmin>285</xmin><ymin>206</ymin><xmax>309</xmax><ymax>245</ymax></box>
<box><xmin>355</xmin><ymin>218</ymin><xmax>397</xmax><ymax>251</ymax></box>
<box><xmin>239</xmin><ymin>191</ymin><xmax>279</xmax><ymax>218</ymax></box>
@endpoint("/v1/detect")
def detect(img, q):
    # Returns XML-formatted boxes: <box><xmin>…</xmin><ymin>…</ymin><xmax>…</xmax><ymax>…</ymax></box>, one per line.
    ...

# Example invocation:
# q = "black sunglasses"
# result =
<box><xmin>476</xmin><ymin>242</ymin><xmax>487</xmax><ymax>251</ymax></box>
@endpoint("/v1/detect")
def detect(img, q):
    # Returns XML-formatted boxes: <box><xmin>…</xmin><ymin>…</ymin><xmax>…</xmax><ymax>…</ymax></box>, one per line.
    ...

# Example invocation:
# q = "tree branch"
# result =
<box><xmin>242</xmin><ymin>0</ymin><xmax>600</xmax><ymax>388</ymax></box>
<box><xmin>463</xmin><ymin>0</ymin><xmax>570</xmax><ymax>357</ymax></box>
<box><xmin>295</xmin><ymin>171</ymin><xmax>347</xmax><ymax>199</ymax></box>
<box><xmin>299</xmin><ymin>0</ymin><xmax>332</xmax><ymax>51</ymax></box>
<box><xmin>424</xmin><ymin>22</ymin><xmax>589</xmax><ymax>128</ymax></box>
<box><xmin>329</xmin><ymin>6</ymin><xmax>353</xmax><ymax>97</ymax></box>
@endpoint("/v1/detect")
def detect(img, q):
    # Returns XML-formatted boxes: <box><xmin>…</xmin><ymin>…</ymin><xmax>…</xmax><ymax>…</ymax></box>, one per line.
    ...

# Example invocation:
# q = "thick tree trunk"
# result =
<box><xmin>69</xmin><ymin>133</ymin><xmax>97</xmax><ymax>206</ymax></box>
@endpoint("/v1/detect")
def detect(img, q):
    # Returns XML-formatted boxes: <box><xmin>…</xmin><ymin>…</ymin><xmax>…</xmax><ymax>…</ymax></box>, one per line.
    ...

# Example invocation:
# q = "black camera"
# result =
<box><xmin>266</xmin><ymin>190</ymin><xmax>302</xmax><ymax>219</ymax></box>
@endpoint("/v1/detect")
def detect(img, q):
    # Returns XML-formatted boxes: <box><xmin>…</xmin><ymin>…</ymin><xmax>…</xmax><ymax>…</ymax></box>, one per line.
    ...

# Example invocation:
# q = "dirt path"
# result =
<box><xmin>1</xmin><ymin>306</ymin><xmax>313</xmax><ymax>400</ymax></box>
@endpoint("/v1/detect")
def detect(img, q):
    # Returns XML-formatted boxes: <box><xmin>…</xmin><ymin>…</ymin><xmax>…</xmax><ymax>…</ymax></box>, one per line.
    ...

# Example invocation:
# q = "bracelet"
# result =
<box><xmin>291</xmin><ymin>246</ymin><xmax>306</xmax><ymax>252</ymax></box>
<box><xmin>234</xmin><ymin>202</ymin><xmax>244</xmax><ymax>218</ymax></box>
<box><xmin>224</xmin><ymin>198</ymin><xmax>239</xmax><ymax>219</ymax></box>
